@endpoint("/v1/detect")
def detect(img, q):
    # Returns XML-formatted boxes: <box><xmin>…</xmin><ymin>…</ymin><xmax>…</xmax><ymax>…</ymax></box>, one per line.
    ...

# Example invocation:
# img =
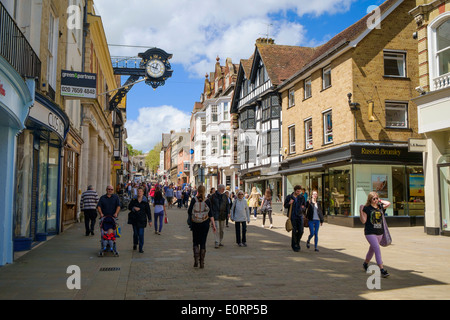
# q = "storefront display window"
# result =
<box><xmin>13</xmin><ymin>131</ymin><xmax>33</xmax><ymax>238</ymax></box>
<box><xmin>46</xmin><ymin>146</ymin><xmax>60</xmax><ymax>233</ymax></box>
<box><xmin>37</xmin><ymin>140</ymin><xmax>49</xmax><ymax>234</ymax></box>
<box><xmin>328</xmin><ymin>166</ymin><xmax>352</xmax><ymax>216</ymax></box>
<box><xmin>439</xmin><ymin>156</ymin><xmax>450</xmax><ymax>232</ymax></box>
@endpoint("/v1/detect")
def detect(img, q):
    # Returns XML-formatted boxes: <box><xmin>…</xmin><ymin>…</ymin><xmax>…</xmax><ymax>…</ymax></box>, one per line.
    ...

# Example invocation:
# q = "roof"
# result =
<box><xmin>279</xmin><ymin>0</ymin><xmax>402</xmax><ymax>89</ymax></box>
<box><xmin>256</xmin><ymin>43</ymin><xmax>316</xmax><ymax>85</ymax></box>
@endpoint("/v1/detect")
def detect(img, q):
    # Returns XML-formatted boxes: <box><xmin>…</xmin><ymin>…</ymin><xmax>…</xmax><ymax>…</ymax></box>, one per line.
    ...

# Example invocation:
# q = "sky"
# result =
<box><xmin>95</xmin><ymin>0</ymin><xmax>386</xmax><ymax>153</ymax></box>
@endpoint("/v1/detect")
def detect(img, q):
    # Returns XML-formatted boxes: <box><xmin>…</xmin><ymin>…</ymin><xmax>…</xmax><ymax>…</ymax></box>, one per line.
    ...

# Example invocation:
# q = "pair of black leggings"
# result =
<box><xmin>192</xmin><ymin>220</ymin><xmax>210</xmax><ymax>249</ymax></box>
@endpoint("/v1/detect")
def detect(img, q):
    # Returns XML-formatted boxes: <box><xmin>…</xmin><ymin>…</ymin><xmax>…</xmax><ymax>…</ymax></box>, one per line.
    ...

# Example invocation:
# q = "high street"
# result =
<box><xmin>0</xmin><ymin>206</ymin><xmax>449</xmax><ymax>301</ymax></box>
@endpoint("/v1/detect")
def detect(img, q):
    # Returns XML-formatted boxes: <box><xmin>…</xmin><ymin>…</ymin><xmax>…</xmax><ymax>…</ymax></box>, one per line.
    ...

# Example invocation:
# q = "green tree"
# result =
<box><xmin>127</xmin><ymin>144</ymin><xmax>143</xmax><ymax>156</ymax></box>
<box><xmin>146</xmin><ymin>142</ymin><xmax>162</xmax><ymax>173</ymax></box>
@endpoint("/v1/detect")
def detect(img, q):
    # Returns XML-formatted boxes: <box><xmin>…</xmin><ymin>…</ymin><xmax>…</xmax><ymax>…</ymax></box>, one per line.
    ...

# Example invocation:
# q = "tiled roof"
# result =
<box><xmin>279</xmin><ymin>0</ymin><xmax>401</xmax><ymax>88</ymax></box>
<box><xmin>257</xmin><ymin>43</ymin><xmax>316</xmax><ymax>85</ymax></box>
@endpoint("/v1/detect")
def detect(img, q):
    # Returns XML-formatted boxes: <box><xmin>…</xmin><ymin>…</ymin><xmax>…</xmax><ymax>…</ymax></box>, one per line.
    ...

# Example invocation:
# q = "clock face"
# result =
<box><xmin>146</xmin><ymin>59</ymin><xmax>166</xmax><ymax>78</ymax></box>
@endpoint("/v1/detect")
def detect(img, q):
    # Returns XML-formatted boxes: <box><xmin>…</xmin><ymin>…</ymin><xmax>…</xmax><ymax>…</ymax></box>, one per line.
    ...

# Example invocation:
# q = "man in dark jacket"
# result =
<box><xmin>284</xmin><ymin>185</ymin><xmax>306</xmax><ymax>252</ymax></box>
<box><xmin>128</xmin><ymin>187</ymin><xmax>152</xmax><ymax>253</ymax></box>
<box><xmin>209</xmin><ymin>184</ymin><xmax>230</xmax><ymax>248</ymax></box>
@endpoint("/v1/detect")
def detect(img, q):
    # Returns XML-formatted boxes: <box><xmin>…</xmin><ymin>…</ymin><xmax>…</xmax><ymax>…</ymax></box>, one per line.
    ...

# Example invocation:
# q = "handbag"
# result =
<box><xmin>380</xmin><ymin>212</ymin><xmax>392</xmax><ymax>247</ymax></box>
<box><xmin>164</xmin><ymin>215</ymin><xmax>168</xmax><ymax>224</ymax></box>
<box><xmin>378</xmin><ymin>204</ymin><xmax>392</xmax><ymax>247</ymax></box>
<box><xmin>285</xmin><ymin>203</ymin><xmax>293</xmax><ymax>232</ymax></box>
<box><xmin>303</xmin><ymin>206</ymin><xmax>309</xmax><ymax>228</ymax></box>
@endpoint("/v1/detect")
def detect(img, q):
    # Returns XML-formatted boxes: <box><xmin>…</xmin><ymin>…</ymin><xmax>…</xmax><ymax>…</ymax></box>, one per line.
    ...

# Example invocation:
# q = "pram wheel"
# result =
<box><xmin>98</xmin><ymin>251</ymin><xmax>104</xmax><ymax>257</ymax></box>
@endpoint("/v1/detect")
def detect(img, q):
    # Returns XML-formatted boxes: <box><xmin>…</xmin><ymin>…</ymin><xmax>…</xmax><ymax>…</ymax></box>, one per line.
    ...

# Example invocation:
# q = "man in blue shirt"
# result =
<box><xmin>284</xmin><ymin>185</ymin><xmax>306</xmax><ymax>252</ymax></box>
<box><xmin>97</xmin><ymin>185</ymin><xmax>121</xmax><ymax>218</ymax></box>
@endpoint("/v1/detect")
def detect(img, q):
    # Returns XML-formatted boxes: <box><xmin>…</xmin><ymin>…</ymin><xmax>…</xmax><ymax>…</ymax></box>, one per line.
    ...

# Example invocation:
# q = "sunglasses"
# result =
<box><xmin>107</xmin><ymin>188</ymin><xmax>114</xmax><ymax>191</ymax></box>
<box><xmin>372</xmin><ymin>197</ymin><xmax>379</xmax><ymax>201</ymax></box>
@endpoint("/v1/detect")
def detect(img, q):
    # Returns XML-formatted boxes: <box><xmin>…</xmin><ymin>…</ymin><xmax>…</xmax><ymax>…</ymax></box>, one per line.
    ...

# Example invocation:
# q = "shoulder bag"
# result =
<box><xmin>285</xmin><ymin>203</ymin><xmax>293</xmax><ymax>232</ymax></box>
<box><xmin>379</xmin><ymin>205</ymin><xmax>392</xmax><ymax>247</ymax></box>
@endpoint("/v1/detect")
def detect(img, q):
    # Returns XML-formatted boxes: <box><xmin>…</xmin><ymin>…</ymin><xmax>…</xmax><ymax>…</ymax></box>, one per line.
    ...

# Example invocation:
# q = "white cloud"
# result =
<box><xmin>125</xmin><ymin>105</ymin><xmax>191</xmax><ymax>152</ymax></box>
<box><xmin>95</xmin><ymin>0</ymin><xmax>356</xmax><ymax>78</ymax></box>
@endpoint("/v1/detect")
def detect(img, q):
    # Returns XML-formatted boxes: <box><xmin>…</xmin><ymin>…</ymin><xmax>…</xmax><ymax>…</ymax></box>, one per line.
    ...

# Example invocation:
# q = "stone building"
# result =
<box><xmin>410</xmin><ymin>0</ymin><xmax>450</xmax><ymax>236</ymax></box>
<box><xmin>278</xmin><ymin>0</ymin><xmax>424</xmax><ymax>227</ymax></box>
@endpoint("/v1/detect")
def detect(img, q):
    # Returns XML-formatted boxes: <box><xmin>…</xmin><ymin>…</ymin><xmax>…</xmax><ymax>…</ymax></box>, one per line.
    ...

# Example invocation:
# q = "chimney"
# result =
<box><xmin>256</xmin><ymin>38</ymin><xmax>275</xmax><ymax>45</ymax></box>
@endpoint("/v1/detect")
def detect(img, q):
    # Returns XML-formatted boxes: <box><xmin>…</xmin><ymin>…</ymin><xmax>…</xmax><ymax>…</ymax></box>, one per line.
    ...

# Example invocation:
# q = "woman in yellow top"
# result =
<box><xmin>248</xmin><ymin>187</ymin><xmax>261</xmax><ymax>220</ymax></box>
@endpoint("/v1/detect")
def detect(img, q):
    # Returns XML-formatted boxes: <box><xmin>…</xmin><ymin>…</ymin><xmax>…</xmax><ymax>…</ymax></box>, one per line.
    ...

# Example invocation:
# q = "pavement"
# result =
<box><xmin>0</xmin><ymin>204</ymin><xmax>450</xmax><ymax>301</ymax></box>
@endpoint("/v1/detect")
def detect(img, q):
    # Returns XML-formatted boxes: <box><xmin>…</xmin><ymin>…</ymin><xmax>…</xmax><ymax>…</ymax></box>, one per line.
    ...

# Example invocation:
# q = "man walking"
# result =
<box><xmin>97</xmin><ymin>185</ymin><xmax>121</xmax><ymax>219</ymax></box>
<box><xmin>80</xmin><ymin>185</ymin><xmax>99</xmax><ymax>236</ymax></box>
<box><xmin>284</xmin><ymin>185</ymin><xmax>306</xmax><ymax>252</ymax></box>
<box><xmin>210</xmin><ymin>184</ymin><xmax>230</xmax><ymax>248</ymax></box>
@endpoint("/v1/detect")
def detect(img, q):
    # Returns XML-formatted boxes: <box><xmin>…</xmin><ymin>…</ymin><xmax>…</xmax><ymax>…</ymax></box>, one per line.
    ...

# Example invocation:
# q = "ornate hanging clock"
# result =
<box><xmin>140</xmin><ymin>48</ymin><xmax>173</xmax><ymax>89</ymax></box>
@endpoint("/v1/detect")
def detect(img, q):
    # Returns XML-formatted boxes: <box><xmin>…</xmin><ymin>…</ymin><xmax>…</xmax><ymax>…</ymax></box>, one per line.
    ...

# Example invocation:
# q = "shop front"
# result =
<box><xmin>13</xmin><ymin>92</ymin><xmax>69</xmax><ymax>251</ymax></box>
<box><xmin>281</xmin><ymin>143</ymin><xmax>424</xmax><ymax>227</ymax></box>
<box><xmin>0</xmin><ymin>57</ymin><xmax>35</xmax><ymax>265</ymax></box>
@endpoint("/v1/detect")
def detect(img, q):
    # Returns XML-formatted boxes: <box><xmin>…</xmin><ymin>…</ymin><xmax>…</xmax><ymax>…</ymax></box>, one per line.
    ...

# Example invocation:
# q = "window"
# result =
<box><xmin>385</xmin><ymin>102</ymin><xmax>408</xmax><ymax>128</ymax></box>
<box><xmin>240</xmin><ymin>108</ymin><xmax>255</xmax><ymax>130</ymax></box>
<box><xmin>223</xmin><ymin>102</ymin><xmax>229</xmax><ymax>121</ymax></box>
<box><xmin>47</xmin><ymin>10</ymin><xmax>59</xmax><ymax>89</ymax></box>
<box><xmin>305</xmin><ymin>118</ymin><xmax>313</xmax><ymax>149</ymax></box>
<box><xmin>384</xmin><ymin>51</ymin><xmax>406</xmax><ymax>77</ymax></box>
<box><xmin>211</xmin><ymin>135</ymin><xmax>218</xmax><ymax>155</ymax></box>
<box><xmin>322</xmin><ymin>66</ymin><xmax>331</xmax><ymax>90</ymax></box>
<box><xmin>304</xmin><ymin>77</ymin><xmax>312</xmax><ymax>99</ymax></box>
<box><xmin>211</xmin><ymin>105</ymin><xmax>218</xmax><ymax>122</ymax></box>
<box><xmin>288</xmin><ymin>89</ymin><xmax>295</xmax><ymax>108</ymax></box>
<box><xmin>288</xmin><ymin>125</ymin><xmax>296</xmax><ymax>154</ymax></box>
<box><xmin>201</xmin><ymin>141</ymin><xmax>206</xmax><ymax>159</ymax></box>
<box><xmin>201</xmin><ymin>117</ymin><xmax>206</xmax><ymax>132</ymax></box>
<box><xmin>323</xmin><ymin>110</ymin><xmax>333</xmax><ymax>144</ymax></box>
<box><xmin>436</xmin><ymin>20</ymin><xmax>450</xmax><ymax>76</ymax></box>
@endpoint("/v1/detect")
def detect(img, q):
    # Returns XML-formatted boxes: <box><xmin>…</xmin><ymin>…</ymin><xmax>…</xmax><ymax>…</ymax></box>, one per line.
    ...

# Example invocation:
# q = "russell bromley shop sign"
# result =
<box><xmin>360</xmin><ymin>147</ymin><xmax>401</xmax><ymax>157</ymax></box>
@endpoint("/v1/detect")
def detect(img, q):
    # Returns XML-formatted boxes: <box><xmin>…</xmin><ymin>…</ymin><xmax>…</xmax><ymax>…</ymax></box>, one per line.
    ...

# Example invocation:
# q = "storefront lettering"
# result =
<box><xmin>302</xmin><ymin>157</ymin><xmax>318</xmax><ymax>164</ymax></box>
<box><xmin>48</xmin><ymin>112</ymin><xmax>64</xmax><ymax>136</ymax></box>
<box><xmin>361</xmin><ymin>148</ymin><xmax>401</xmax><ymax>157</ymax></box>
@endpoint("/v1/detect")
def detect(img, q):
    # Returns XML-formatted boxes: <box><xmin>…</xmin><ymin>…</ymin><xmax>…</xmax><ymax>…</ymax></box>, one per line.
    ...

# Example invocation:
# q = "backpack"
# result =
<box><xmin>191</xmin><ymin>197</ymin><xmax>210</xmax><ymax>223</ymax></box>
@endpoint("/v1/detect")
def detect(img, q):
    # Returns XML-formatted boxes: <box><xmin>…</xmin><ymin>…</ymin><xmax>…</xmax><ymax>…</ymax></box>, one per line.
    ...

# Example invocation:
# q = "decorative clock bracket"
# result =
<box><xmin>109</xmin><ymin>48</ymin><xmax>173</xmax><ymax>111</ymax></box>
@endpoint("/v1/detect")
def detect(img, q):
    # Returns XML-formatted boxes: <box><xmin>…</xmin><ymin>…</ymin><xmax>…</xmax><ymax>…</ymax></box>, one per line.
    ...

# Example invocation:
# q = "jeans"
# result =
<box><xmin>177</xmin><ymin>198</ymin><xmax>182</xmax><ymax>208</ymax></box>
<box><xmin>154</xmin><ymin>211</ymin><xmax>164</xmax><ymax>232</ymax></box>
<box><xmin>291</xmin><ymin>217</ymin><xmax>304</xmax><ymax>251</ymax></box>
<box><xmin>307</xmin><ymin>220</ymin><xmax>320</xmax><ymax>249</ymax></box>
<box><xmin>132</xmin><ymin>225</ymin><xmax>145</xmax><ymax>251</ymax></box>
<box><xmin>235</xmin><ymin>221</ymin><xmax>247</xmax><ymax>244</ymax></box>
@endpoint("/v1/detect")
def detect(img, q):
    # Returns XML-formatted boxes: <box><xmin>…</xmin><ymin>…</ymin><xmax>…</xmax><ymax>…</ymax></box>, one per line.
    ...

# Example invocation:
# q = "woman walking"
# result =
<box><xmin>359</xmin><ymin>192</ymin><xmax>391</xmax><ymax>278</ymax></box>
<box><xmin>128</xmin><ymin>187</ymin><xmax>152</xmax><ymax>253</ymax></box>
<box><xmin>248</xmin><ymin>187</ymin><xmax>261</xmax><ymax>220</ymax></box>
<box><xmin>230</xmin><ymin>191</ymin><xmax>250</xmax><ymax>247</ymax></box>
<box><xmin>176</xmin><ymin>186</ymin><xmax>183</xmax><ymax>209</ymax></box>
<box><xmin>260</xmin><ymin>189</ymin><xmax>273</xmax><ymax>229</ymax></box>
<box><xmin>305</xmin><ymin>190</ymin><xmax>324</xmax><ymax>252</ymax></box>
<box><xmin>153</xmin><ymin>189</ymin><xmax>167</xmax><ymax>235</ymax></box>
<box><xmin>188</xmin><ymin>185</ymin><xmax>216</xmax><ymax>268</ymax></box>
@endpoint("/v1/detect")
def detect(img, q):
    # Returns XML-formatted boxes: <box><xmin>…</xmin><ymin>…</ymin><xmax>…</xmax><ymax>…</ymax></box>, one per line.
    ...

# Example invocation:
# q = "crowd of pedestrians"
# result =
<box><xmin>80</xmin><ymin>180</ymin><xmax>391</xmax><ymax>277</ymax></box>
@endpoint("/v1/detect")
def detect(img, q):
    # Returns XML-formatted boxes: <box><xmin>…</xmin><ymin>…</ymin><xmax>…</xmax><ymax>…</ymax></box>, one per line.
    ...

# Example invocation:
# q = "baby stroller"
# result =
<box><xmin>98</xmin><ymin>216</ymin><xmax>119</xmax><ymax>257</ymax></box>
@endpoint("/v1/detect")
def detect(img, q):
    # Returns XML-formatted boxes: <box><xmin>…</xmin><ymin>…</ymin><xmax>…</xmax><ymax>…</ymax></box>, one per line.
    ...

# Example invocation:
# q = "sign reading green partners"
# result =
<box><xmin>61</xmin><ymin>70</ymin><xmax>97</xmax><ymax>99</ymax></box>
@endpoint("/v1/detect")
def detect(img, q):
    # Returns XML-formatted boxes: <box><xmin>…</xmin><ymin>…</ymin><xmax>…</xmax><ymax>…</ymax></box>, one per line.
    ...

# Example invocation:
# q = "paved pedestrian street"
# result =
<box><xmin>0</xmin><ymin>206</ymin><xmax>449</xmax><ymax>302</ymax></box>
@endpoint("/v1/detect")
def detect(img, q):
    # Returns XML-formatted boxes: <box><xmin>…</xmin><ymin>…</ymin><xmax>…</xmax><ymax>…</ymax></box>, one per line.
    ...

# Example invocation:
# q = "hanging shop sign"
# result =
<box><xmin>61</xmin><ymin>70</ymin><xmax>97</xmax><ymax>99</ymax></box>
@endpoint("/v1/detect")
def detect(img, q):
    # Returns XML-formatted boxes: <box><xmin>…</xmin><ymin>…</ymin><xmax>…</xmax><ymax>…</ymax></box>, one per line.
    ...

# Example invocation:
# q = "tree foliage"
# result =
<box><xmin>146</xmin><ymin>142</ymin><xmax>162</xmax><ymax>173</ymax></box>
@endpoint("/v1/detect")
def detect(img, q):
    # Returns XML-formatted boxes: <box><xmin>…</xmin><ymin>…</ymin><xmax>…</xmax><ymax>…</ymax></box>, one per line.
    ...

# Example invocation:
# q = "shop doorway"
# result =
<box><xmin>438</xmin><ymin>162</ymin><xmax>450</xmax><ymax>234</ymax></box>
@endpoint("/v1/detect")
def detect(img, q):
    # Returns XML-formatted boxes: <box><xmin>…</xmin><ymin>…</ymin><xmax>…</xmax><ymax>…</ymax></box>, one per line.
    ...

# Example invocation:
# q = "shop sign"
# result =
<box><xmin>408</xmin><ymin>138</ymin><xmax>427</xmax><ymax>153</ymax></box>
<box><xmin>302</xmin><ymin>157</ymin><xmax>317</xmax><ymax>164</ymax></box>
<box><xmin>360</xmin><ymin>147</ymin><xmax>401</xmax><ymax>157</ymax></box>
<box><xmin>28</xmin><ymin>101</ymin><xmax>65</xmax><ymax>140</ymax></box>
<box><xmin>61</xmin><ymin>70</ymin><xmax>97</xmax><ymax>99</ymax></box>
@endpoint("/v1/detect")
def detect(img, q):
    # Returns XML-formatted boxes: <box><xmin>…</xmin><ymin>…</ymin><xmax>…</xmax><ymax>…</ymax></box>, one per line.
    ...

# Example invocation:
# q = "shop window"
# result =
<box><xmin>386</xmin><ymin>102</ymin><xmax>408</xmax><ymax>128</ymax></box>
<box><xmin>305</xmin><ymin>118</ymin><xmax>313</xmax><ymax>150</ymax></box>
<box><xmin>328</xmin><ymin>166</ymin><xmax>352</xmax><ymax>216</ymax></box>
<box><xmin>439</xmin><ymin>159</ymin><xmax>450</xmax><ymax>232</ymax></box>
<box><xmin>384</xmin><ymin>51</ymin><xmax>406</xmax><ymax>77</ymax></box>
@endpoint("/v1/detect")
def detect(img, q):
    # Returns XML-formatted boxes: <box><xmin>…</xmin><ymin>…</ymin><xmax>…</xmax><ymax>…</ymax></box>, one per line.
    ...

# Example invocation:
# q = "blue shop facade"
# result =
<box><xmin>13</xmin><ymin>92</ymin><xmax>69</xmax><ymax>254</ymax></box>
<box><xmin>0</xmin><ymin>55</ymin><xmax>35</xmax><ymax>265</ymax></box>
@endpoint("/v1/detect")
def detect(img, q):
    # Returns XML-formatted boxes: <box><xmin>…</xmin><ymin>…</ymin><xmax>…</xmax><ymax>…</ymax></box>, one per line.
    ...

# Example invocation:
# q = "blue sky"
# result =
<box><xmin>96</xmin><ymin>0</ymin><xmax>387</xmax><ymax>152</ymax></box>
